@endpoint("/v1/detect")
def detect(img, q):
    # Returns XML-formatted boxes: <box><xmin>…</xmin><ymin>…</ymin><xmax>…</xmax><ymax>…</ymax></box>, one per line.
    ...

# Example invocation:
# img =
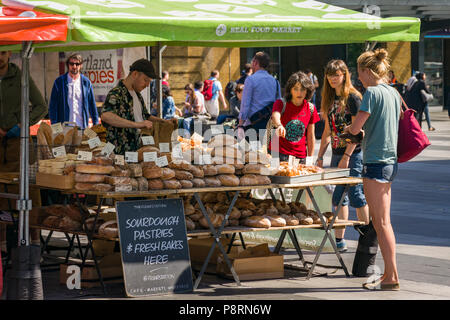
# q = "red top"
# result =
<box><xmin>162</xmin><ymin>81</ymin><xmax>169</xmax><ymax>87</ymax></box>
<box><xmin>269</xmin><ymin>99</ymin><xmax>320</xmax><ymax>158</ymax></box>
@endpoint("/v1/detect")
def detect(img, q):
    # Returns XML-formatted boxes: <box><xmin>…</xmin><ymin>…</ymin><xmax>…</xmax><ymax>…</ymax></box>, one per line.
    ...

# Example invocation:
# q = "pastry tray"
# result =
<box><xmin>269</xmin><ymin>172</ymin><xmax>323</xmax><ymax>184</ymax></box>
<box><xmin>322</xmin><ymin>168</ymin><xmax>350</xmax><ymax>180</ymax></box>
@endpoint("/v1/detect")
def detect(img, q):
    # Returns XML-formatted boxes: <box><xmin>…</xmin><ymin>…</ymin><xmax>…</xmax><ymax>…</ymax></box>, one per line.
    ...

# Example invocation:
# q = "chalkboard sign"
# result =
<box><xmin>116</xmin><ymin>199</ymin><xmax>193</xmax><ymax>297</ymax></box>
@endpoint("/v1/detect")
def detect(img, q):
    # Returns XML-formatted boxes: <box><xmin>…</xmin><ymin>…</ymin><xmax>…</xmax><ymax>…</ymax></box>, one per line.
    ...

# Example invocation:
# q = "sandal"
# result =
<box><xmin>363</xmin><ymin>279</ymin><xmax>400</xmax><ymax>291</ymax></box>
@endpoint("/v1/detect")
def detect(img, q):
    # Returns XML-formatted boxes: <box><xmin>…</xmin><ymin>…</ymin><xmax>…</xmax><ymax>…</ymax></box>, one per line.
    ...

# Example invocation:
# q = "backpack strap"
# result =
<box><xmin>280</xmin><ymin>98</ymin><xmax>287</xmax><ymax>116</ymax></box>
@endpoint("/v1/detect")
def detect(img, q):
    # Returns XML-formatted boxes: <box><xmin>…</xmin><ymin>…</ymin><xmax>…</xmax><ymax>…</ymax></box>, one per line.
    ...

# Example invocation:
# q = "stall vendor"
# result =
<box><xmin>101</xmin><ymin>58</ymin><xmax>156</xmax><ymax>155</ymax></box>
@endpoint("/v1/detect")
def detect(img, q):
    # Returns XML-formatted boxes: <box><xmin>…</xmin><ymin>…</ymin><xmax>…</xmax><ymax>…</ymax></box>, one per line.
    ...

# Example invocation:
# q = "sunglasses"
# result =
<box><xmin>68</xmin><ymin>62</ymin><xmax>81</xmax><ymax>66</ymax></box>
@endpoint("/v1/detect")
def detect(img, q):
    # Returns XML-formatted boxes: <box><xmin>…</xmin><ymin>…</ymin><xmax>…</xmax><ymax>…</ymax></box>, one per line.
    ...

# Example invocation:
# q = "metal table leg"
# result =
<box><xmin>193</xmin><ymin>191</ymin><xmax>241</xmax><ymax>290</ymax></box>
<box><xmin>305</xmin><ymin>185</ymin><xmax>350</xmax><ymax>279</ymax></box>
<box><xmin>76</xmin><ymin>194</ymin><xmax>107</xmax><ymax>294</ymax></box>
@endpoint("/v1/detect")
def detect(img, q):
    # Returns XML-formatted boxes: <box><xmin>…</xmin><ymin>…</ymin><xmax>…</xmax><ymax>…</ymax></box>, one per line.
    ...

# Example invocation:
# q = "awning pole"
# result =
<box><xmin>18</xmin><ymin>41</ymin><xmax>34</xmax><ymax>247</ymax></box>
<box><xmin>158</xmin><ymin>43</ymin><xmax>167</xmax><ymax>118</ymax></box>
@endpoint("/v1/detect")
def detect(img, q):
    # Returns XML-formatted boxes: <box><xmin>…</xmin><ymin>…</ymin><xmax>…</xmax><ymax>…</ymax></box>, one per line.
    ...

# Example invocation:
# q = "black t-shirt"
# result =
<box><xmin>327</xmin><ymin>93</ymin><xmax>362</xmax><ymax>155</ymax></box>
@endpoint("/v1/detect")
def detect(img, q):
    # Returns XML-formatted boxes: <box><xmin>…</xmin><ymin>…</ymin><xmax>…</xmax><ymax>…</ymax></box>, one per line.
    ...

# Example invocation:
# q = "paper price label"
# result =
<box><xmin>171</xmin><ymin>144</ymin><xmax>183</xmax><ymax>159</ymax></box>
<box><xmin>159</xmin><ymin>143</ymin><xmax>170</xmax><ymax>153</ymax></box>
<box><xmin>211</xmin><ymin>125</ymin><xmax>224</xmax><ymax>135</ymax></box>
<box><xmin>201</xmin><ymin>154</ymin><xmax>212</xmax><ymax>165</ymax></box>
<box><xmin>83</xmin><ymin>128</ymin><xmax>97</xmax><ymax>139</ymax></box>
<box><xmin>52</xmin><ymin>146</ymin><xmax>66</xmax><ymax>158</ymax></box>
<box><xmin>77</xmin><ymin>151</ymin><xmax>93</xmax><ymax>161</ymax></box>
<box><xmin>288</xmin><ymin>155</ymin><xmax>295</xmax><ymax>168</ymax></box>
<box><xmin>143</xmin><ymin>152</ymin><xmax>157</xmax><ymax>162</ymax></box>
<box><xmin>270</xmin><ymin>157</ymin><xmax>280</xmax><ymax>169</ymax></box>
<box><xmin>51</xmin><ymin>123</ymin><xmax>63</xmax><ymax>135</ymax></box>
<box><xmin>125</xmin><ymin>152</ymin><xmax>138</xmax><ymax>163</ymax></box>
<box><xmin>250</xmin><ymin>141</ymin><xmax>260</xmax><ymax>152</ymax></box>
<box><xmin>87</xmin><ymin>136</ymin><xmax>102</xmax><ymax>149</ymax></box>
<box><xmin>141</xmin><ymin>136</ymin><xmax>155</xmax><ymax>146</ymax></box>
<box><xmin>305</xmin><ymin>156</ymin><xmax>314</xmax><ymax>166</ymax></box>
<box><xmin>115</xmin><ymin>185</ymin><xmax>132</xmax><ymax>192</ymax></box>
<box><xmin>101</xmin><ymin>142</ymin><xmax>115</xmax><ymax>157</ymax></box>
<box><xmin>156</xmin><ymin>156</ymin><xmax>168</xmax><ymax>167</ymax></box>
<box><xmin>114</xmin><ymin>155</ymin><xmax>125</xmax><ymax>166</ymax></box>
<box><xmin>293</xmin><ymin>158</ymin><xmax>300</xmax><ymax>168</ymax></box>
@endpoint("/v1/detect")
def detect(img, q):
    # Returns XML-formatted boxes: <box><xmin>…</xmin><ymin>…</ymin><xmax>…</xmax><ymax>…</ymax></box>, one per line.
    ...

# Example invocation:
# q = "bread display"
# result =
<box><xmin>216</xmin><ymin>164</ymin><xmax>235</xmax><ymax>175</ymax></box>
<box><xmin>217</xmin><ymin>174</ymin><xmax>240</xmax><ymax>187</ymax></box>
<box><xmin>75</xmin><ymin>173</ymin><xmax>106</xmax><ymax>183</ymax></box>
<box><xmin>148</xmin><ymin>178</ymin><xmax>164</xmax><ymax>190</ymax></box>
<box><xmin>242</xmin><ymin>216</ymin><xmax>271</xmax><ymax>228</ymax></box>
<box><xmin>75</xmin><ymin>164</ymin><xmax>114</xmax><ymax>175</ymax></box>
<box><xmin>98</xmin><ymin>220</ymin><xmax>119</xmax><ymax>239</ymax></box>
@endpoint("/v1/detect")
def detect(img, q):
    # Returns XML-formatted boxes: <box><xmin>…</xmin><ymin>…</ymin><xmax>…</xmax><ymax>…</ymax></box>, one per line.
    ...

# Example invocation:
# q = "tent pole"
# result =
<box><xmin>158</xmin><ymin>43</ymin><xmax>167</xmax><ymax>118</ymax></box>
<box><xmin>18</xmin><ymin>41</ymin><xmax>33</xmax><ymax>247</ymax></box>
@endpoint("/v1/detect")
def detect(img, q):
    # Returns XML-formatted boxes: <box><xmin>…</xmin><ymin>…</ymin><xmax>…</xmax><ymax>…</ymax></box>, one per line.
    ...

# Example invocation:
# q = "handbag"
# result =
<box><xmin>263</xmin><ymin>98</ymin><xmax>287</xmax><ymax>147</ymax></box>
<box><xmin>397</xmin><ymin>94</ymin><xmax>431</xmax><ymax>163</ymax></box>
<box><xmin>420</xmin><ymin>89</ymin><xmax>433</xmax><ymax>103</ymax></box>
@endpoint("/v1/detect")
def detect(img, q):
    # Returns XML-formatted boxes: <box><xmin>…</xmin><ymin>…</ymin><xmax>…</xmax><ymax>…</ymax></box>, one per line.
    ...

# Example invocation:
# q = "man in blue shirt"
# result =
<box><xmin>238</xmin><ymin>52</ymin><xmax>281</xmax><ymax>140</ymax></box>
<box><xmin>49</xmin><ymin>53</ymin><xmax>99</xmax><ymax>129</ymax></box>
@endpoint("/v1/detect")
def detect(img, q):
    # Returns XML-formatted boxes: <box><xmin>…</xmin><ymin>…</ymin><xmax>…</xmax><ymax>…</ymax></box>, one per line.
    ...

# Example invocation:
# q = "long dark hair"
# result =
<box><xmin>162</xmin><ymin>85</ymin><xmax>171</xmax><ymax>99</ymax></box>
<box><xmin>284</xmin><ymin>71</ymin><xmax>315</xmax><ymax>102</ymax></box>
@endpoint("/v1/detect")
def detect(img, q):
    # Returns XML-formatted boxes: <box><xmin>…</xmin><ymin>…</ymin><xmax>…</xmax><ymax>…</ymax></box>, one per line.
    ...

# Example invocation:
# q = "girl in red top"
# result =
<box><xmin>269</xmin><ymin>71</ymin><xmax>320</xmax><ymax>162</ymax></box>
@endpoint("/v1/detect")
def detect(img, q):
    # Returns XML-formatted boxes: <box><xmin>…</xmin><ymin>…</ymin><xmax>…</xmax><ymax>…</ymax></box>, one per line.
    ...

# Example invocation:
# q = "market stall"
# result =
<box><xmin>0</xmin><ymin>0</ymin><xmax>421</xmax><ymax>298</ymax></box>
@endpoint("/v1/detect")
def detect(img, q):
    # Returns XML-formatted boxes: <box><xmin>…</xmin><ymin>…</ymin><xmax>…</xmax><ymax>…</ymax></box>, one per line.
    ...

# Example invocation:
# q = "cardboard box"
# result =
<box><xmin>188</xmin><ymin>237</ymin><xmax>243</xmax><ymax>265</ymax></box>
<box><xmin>216</xmin><ymin>244</ymin><xmax>284</xmax><ymax>281</ymax></box>
<box><xmin>60</xmin><ymin>253</ymin><xmax>123</xmax><ymax>288</ymax></box>
<box><xmin>36</xmin><ymin>172</ymin><xmax>74</xmax><ymax>189</ymax></box>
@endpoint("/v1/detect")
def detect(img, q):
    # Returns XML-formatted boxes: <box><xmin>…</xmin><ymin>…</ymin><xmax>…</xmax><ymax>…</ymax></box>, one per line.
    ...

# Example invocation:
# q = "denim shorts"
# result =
<box><xmin>279</xmin><ymin>153</ymin><xmax>306</xmax><ymax>164</ymax></box>
<box><xmin>362</xmin><ymin>162</ymin><xmax>398</xmax><ymax>183</ymax></box>
<box><xmin>330</xmin><ymin>152</ymin><xmax>367</xmax><ymax>208</ymax></box>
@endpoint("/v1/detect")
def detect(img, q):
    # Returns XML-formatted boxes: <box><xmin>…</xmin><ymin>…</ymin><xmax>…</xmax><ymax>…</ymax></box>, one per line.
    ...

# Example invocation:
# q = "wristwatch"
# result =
<box><xmin>317</xmin><ymin>156</ymin><xmax>324</xmax><ymax>161</ymax></box>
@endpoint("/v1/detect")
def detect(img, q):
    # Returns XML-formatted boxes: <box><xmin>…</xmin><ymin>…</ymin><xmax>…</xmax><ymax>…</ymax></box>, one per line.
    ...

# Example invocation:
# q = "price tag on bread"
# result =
<box><xmin>101</xmin><ymin>142</ymin><xmax>115</xmax><ymax>157</ymax></box>
<box><xmin>52</xmin><ymin>146</ymin><xmax>66</xmax><ymax>158</ymax></box>
<box><xmin>143</xmin><ymin>152</ymin><xmax>157</xmax><ymax>163</ymax></box>
<box><xmin>88</xmin><ymin>136</ymin><xmax>102</xmax><ymax>149</ymax></box>
<box><xmin>77</xmin><ymin>150</ymin><xmax>93</xmax><ymax>161</ymax></box>
<box><xmin>293</xmin><ymin>158</ymin><xmax>300</xmax><ymax>168</ymax></box>
<box><xmin>51</xmin><ymin>123</ymin><xmax>63</xmax><ymax>135</ymax></box>
<box><xmin>159</xmin><ymin>143</ymin><xmax>170</xmax><ymax>153</ymax></box>
<box><xmin>155</xmin><ymin>155</ymin><xmax>168</xmax><ymax>167</ymax></box>
<box><xmin>305</xmin><ymin>156</ymin><xmax>314</xmax><ymax>166</ymax></box>
<box><xmin>115</xmin><ymin>154</ymin><xmax>125</xmax><ymax>166</ymax></box>
<box><xmin>125</xmin><ymin>152</ymin><xmax>138</xmax><ymax>163</ymax></box>
<box><xmin>141</xmin><ymin>136</ymin><xmax>155</xmax><ymax>146</ymax></box>
<box><xmin>171</xmin><ymin>144</ymin><xmax>183</xmax><ymax>159</ymax></box>
<box><xmin>83</xmin><ymin>127</ymin><xmax>97</xmax><ymax>139</ymax></box>
<box><xmin>201</xmin><ymin>154</ymin><xmax>212</xmax><ymax>165</ymax></box>
<box><xmin>270</xmin><ymin>157</ymin><xmax>280</xmax><ymax>169</ymax></box>
<box><xmin>288</xmin><ymin>155</ymin><xmax>295</xmax><ymax>168</ymax></box>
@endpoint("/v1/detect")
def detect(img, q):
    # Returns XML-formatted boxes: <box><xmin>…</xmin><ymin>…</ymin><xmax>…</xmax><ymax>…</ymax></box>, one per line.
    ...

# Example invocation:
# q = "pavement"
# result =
<box><xmin>2</xmin><ymin>109</ymin><xmax>450</xmax><ymax>303</ymax></box>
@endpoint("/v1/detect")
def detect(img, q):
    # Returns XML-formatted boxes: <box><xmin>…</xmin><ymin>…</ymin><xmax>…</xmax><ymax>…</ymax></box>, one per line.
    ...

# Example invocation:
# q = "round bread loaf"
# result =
<box><xmin>192</xmin><ymin>178</ymin><xmax>206</xmax><ymax>188</ymax></box>
<box><xmin>276</xmin><ymin>202</ymin><xmax>291</xmax><ymax>214</ymax></box>
<box><xmin>200</xmin><ymin>192</ymin><xmax>217</xmax><ymax>203</ymax></box>
<box><xmin>295</xmin><ymin>213</ymin><xmax>314</xmax><ymax>225</ymax></box>
<box><xmin>239</xmin><ymin>174</ymin><xmax>259</xmax><ymax>186</ymax></box>
<box><xmin>185</xmin><ymin>217</ymin><xmax>196</xmax><ymax>231</ymax></box>
<box><xmin>148</xmin><ymin>179</ymin><xmax>164</xmax><ymax>190</ymax></box>
<box><xmin>189</xmin><ymin>209</ymin><xmax>203</xmax><ymax>221</ymax></box>
<box><xmin>88</xmin><ymin>157</ymin><xmax>114</xmax><ymax>166</ymax></box>
<box><xmin>217</xmin><ymin>174</ymin><xmax>240</xmax><ymax>187</ymax></box>
<box><xmin>202</xmin><ymin>165</ymin><xmax>217</xmax><ymax>176</ymax></box>
<box><xmin>179</xmin><ymin>180</ymin><xmax>193</xmax><ymax>189</ymax></box>
<box><xmin>110</xmin><ymin>167</ymin><xmax>131</xmax><ymax>177</ymax></box>
<box><xmin>163</xmin><ymin>179</ymin><xmax>182</xmax><ymax>189</ymax></box>
<box><xmin>240</xmin><ymin>209</ymin><xmax>253</xmax><ymax>218</ymax></box>
<box><xmin>281</xmin><ymin>214</ymin><xmax>300</xmax><ymax>226</ymax></box>
<box><xmin>211</xmin><ymin>146</ymin><xmax>243</xmax><ymax>160</ymax></box>
<box><xmin>42</xmin><ymin>215</ymin><xmax>61</xmax><ymax>228</ymax></box>
<box><xmin>184</xmin><ymin>203</ymin><xmax>195</xmax><ymax>216</ymax></box>
<box><xmin>243</xmin><ymin>163</ymin><xmax>271</xmax><ymax>175</ymax></box>
<box><xmin>161</xmin><ymin>167</ymin><xmax>176</xmax><ymax>180</ymax></box>
<box><xmin>204</xmin><ymin>177</ymin><xmax>221</xmax><ymax>187</ymax></box>
<box><xmin>254</xmin><ymin>174</ymin><xmax>271</xmax><ymax>185</ymax></box>
<box><xmin>74</xmin><ymin>173</ymin><xmax>106</xmax><ymax>183</ymax></box>
<box><xmin>243</xmin><ymin>216</ymin><xmax>271</xmax><ymax>228</ymax></box>
<box><xmin>106</xmin><ymin>176</ymin><xmax>132</xmax><ymax>186</ymax></box>
<box><xmin>45</xmin><ymin>204</ymin><xmax>67</xmax><ymax>217</ymax></box>
<box><xmin>136</xmin><ymin>177</ymin><xmax>149</xmax><ymax>191</ymax></box>
<box><xmin>265</xmin><ymin>205</ymin><xmax>278</xmax><ymax>216</ymax></box>
<box><xmin>98</xmin><ymin>220</ymin><xmax>118</xmax><ymax>238</ymax></box>
<box><xmin>76</xmin><ymin>164</ymin><xmax>114</xmax><ymax>175</ymax></box>
<box><xmin>263</xmin><ymin>215</ymin><xmax>286</xmax><ymax>227</ymax></box>
<box><xmin>235</xmin><ymin>199</ymin><xmax>257</xmax><ymax>211</ymax></box>
<box><xmin>323</xmin><ymin>211</ymin><xmax>334</xmax><ymax>223</ymax></box>
<box><xmin>53</xmin><ymin>133</ymin><xmax>64</xmax><ymax>146</ymax></box>
<box><xmin>199</xmin><ymin>213</ymin><xmax>224</xmax><ymax>229</ymax></box>
<box><xmin>59</xmin><ymin>216</ymin><xmax>82</xmax><ymax>231</ymax></box>
<box><xmin>75</xmin><ymin>182</ymin><xmax>95</xmax><ymax>191</ymax></box>
<box><xmin>245</xmin><ymin>151</ymin><xmax>271</xmax><ymax>165</ymax></box>
<box><xmin>207</xmin><ymin>134</ymin><xmax>237</xmax><ymax>148</ymax></box>
<box><xmin>216</xmin><ymin>164</ymin><xmax>235</xmax><ymax>175</ymax></box>
<box><xmin>83</xmin><ymin>217</ymin><xmax>105</xmax><ymax>234</ymax></box>
<box><xmin>143</xmin><ymin>166</ymin><xmax>163</xmax><ymax>179</ymax></box>
<box><xmin>174</xmin><ymin>169</ymin><xmax>193</xmax><ymax>180</ymax></box>
<box><xmin>169</xmin><ymin>159</ymin><xmax>192</xmax><ymax>171</ymax></box>
<box><xmin>92</xmin><ymin>183</ymin><xmax>114</xmax><ymax>192</ymax></box>
<box><xmin>190</xmin><ymin>166</ymin><xmax>204</xmax><ymax>178</ymax></box>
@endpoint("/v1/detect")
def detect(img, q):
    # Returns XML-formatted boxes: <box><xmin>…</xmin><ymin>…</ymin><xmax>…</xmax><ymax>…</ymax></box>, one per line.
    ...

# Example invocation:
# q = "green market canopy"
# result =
<box><xmin>0</xmin><ymin>0</ymin><xmax>420</xmax><ymax>51</ymax></box>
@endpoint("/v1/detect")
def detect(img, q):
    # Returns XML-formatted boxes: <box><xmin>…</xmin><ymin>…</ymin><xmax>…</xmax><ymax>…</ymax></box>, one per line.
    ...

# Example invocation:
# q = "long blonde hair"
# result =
<box><xmin>357</xmin><ymin>48</ymin><xmax>391</xmax><ymax>82</ymax></box>
<box><xmin>321</xmin><ymin>59</ymin><xmax>362</xmax><ymax>116</ymax></box>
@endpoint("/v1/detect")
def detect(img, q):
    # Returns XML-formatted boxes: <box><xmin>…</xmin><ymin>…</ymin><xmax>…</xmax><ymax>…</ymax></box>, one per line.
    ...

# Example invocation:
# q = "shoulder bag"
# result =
<box><xmin>397</xmin><ymin>93</ymin><xmax>431</xmax><ymax>163</ymax></box>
